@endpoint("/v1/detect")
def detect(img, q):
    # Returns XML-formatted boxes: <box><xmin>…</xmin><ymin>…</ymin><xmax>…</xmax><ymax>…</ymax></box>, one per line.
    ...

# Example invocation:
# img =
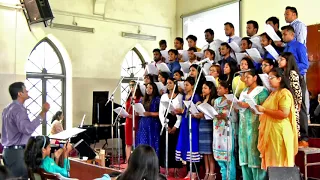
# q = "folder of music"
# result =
<box><xmin>49</xmin><ymin>128</ymin><xmax>87</xmax><ymax>140</ymax></box>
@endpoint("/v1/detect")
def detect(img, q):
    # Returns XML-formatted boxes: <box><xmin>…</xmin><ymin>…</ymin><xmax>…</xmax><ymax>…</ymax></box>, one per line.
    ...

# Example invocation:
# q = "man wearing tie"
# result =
<box><xmin>284</xmin><ymin>6</ymin><xmax>307</xmax><ymax>46</ymax></box>
<box><xmin>2</xmin><ymin>82</ymin><xmax>50</xmax><ymax>179</ymax></box>
<box><xmin>224</xmin><ymin>22</ymin><xmax>241</xmax><ymax>45</ymax></box>
<box><xmin>201</xmin><ymin>28</ymin><xmax>221</xmax><ymax>62</ymax></box>
<box><xmin>282</xmin><ymin>25</ymin><xmax>309</xmax><ymax>147</ymax></box>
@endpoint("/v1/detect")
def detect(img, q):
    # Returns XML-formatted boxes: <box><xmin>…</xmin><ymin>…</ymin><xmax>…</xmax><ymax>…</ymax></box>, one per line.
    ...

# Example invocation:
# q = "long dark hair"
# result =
<box><xmin>189</xmin><ymin>64</ymin><xmax>206</xmax><ymax>95</ymax></box>
<box><xmin>127</xmin><ymin>80</ymin><xmax>143</xmax><ymax>101</ymax></box>
<box><xmin>222</xmin><ymin>61</ymin><xmax>238</xmax><ymax>91</ymax></box>
<box><xmin>244</xmin><ymin>69</ymin><xmax>263</xmax><ymax>86</ymax></box>
<box><xmin>118</xmin><ymin>145</ymin><xmax>159</xmax><ymax>180</ymax></box>
<box><xmin>219</xmin><ymin>80</ymin><xmax>231</xmax><ymax>94</ymax></box>
<box><xmin>240</xmin><ymin>57</ymin><xmax>255</xmax><ymax>70</ymax></box>
<box><xmin>143</xmin><ymin>82</ymin><xmax>159</xmax><ymax>103</ymax></box>
<box><xmin>167</xmin><ymin>77</ymin><xmax>179</xmax><ymax>94</ymax></box>
<box><xmin>279</xmin><ymin>52</ymin><xmax>301</xmax><ymax>77</ymax></box>
<box><xmin>51</xmin><ymin>111</ymin><xmax>63</xmax><ymax>124</ymax></box>
<box><xmin>269</xmin><ymin>68</ymin><xmax>294</xmax><ymax>94</ymax></box>
<box><xmin>158</xmin><ymin>72</ymin><xmax>169</xmax><ymax>85</ymax></box>
<box><xmin>24</xmin><ymin>136</ymin><xmax>50</xmax><ymax>172</ymax></box>
<box><xmin>203</xmin><ymin>81</ymin><xmax>218</xmax><ymax>105</ymax></box>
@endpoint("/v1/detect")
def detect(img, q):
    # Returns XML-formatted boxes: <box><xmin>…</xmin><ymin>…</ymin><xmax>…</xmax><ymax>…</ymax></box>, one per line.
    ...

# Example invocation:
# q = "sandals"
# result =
<box><xmin>207</xmin><ymin>173</ymin><xmax>216</xmax><ymax>180</ymax></box>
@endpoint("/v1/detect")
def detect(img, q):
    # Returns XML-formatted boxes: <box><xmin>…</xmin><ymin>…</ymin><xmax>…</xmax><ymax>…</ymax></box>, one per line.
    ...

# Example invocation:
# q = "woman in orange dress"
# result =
<box><xmin>255</xmin><ymin>68</ymin><xmax>298</xmax><ymax>169</ymax></box>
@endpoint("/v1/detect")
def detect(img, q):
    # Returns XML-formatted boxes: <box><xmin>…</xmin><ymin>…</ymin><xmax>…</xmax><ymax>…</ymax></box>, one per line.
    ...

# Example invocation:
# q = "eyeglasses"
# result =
<box><xmin>261</xmin><ymin>64</ymin><xmax>270</xmax><ymax>68</ymax></box>
<box><xmin>268</xmin><ymin>76</ymin><xmax>277</xmax><ymax>80</ymax></box>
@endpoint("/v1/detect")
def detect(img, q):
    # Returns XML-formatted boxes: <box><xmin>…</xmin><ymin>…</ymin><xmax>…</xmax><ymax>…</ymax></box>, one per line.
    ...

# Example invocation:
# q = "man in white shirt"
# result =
<box><xmin>201</xmin><ymin>28</ymin><xmax>221</xmax><ymax>62</ymax></box>
<box><xmin>187</xmin><ymin>47</ymin><xmax>199</xmax><ymax>64</ymax></box>
<box><xmin>224</xmin><ymin>22</ymin><xmax>241</xmax><ymax>45</ymax></box>
<box><xmin>284</xmin><ymin>6</ymin><xmax>307</xmax><ymax>46</ymax></box>
<box><xmin>246</xmin><ymin>20</ymin><xmax>264</xmax><ymax>55</ymax></box>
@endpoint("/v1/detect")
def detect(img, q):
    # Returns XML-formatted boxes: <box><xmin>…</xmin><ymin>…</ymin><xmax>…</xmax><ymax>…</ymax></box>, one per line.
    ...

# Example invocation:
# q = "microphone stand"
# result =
<box><xmin>225</xmin><ymin>72</ymin><xmax>241</xmax><ymax>180</ymax></box>
<box><xmin>160</xmin><ymin>81</ymin><xmax>177</xmax><ymax>177</ymax></box>
<box><xmin>112</xmin><ymin>88</ymin><xmax>132</xmax><ymax>170</ymax></box>
<box><xmin>106</xmin><ymin>76</ymin><xmax>125</xmax><ymax>169</ymax></box>
<box><xmin>185</xmin><ymin>63</ymin><xmax>204</xmax><ymax>180</ymax></box>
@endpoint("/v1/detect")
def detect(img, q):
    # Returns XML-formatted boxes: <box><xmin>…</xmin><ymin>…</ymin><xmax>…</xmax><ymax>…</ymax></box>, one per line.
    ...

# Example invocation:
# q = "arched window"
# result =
<box><xmin>120</xmin><ymin>47</ymin><xmax>146</xmax><ymax>104</ymax></box>
<box><xmin>25</xmin><ymin>38</ymin><xmax>66</xmax><ymax>135</ymax></box>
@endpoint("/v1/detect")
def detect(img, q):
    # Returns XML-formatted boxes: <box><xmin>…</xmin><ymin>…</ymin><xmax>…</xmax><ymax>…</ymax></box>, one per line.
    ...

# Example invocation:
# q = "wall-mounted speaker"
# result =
<box><xmin>23</xmin><ymin>0</ymin><xmax>54</xmax><ymax>24</ymax></box>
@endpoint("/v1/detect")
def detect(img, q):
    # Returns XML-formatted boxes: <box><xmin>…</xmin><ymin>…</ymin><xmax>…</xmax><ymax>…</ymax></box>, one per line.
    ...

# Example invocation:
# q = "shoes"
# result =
<box><xmin>298</xmin><ymin>140</ymin><xmax>309</xmax><ymax>148</ymax></box>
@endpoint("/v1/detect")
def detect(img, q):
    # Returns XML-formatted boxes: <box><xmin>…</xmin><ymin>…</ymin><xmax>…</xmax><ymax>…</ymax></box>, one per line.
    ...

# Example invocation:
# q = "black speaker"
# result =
<box><xmin>23</xmin><ymin>0</ymin><xmax>54</xmax><ymax>24</ymax></box>
<box><xmin>267</xmin><ymin>167</ymin><xmax>302</xmax><ymax>180</ymax></box>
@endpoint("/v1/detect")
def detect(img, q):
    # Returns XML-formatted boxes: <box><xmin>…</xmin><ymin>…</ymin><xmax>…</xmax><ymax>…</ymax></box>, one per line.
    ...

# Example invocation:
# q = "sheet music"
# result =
<box><xmin>246</xmin><ymin>48</ymin><xmax>262</xmax><ymax>63</ymax></box>
<box><xmin>194</xmin><ymin>52</ymin><xmax>204</xmax><ymax>59</ymax></box>
<box><xmin>146</xmin><ymin>64</ymin><xmax>159</xmax><ymax>75</ymax></box>
<box><xmin>180</xmin><ymin>61</ymin><xmax>191</xmax><ymax>73</ymax></box>
<box><xmin>265</xmin><ymin>24</ymin><xmax>281</xmax><ymax>41</ymax></box>
<box><xmin>235</xmin><ymin>53</ymin><xmax>247</xmax><ymax>64</ymax></box>
<box><xmin>242</xmin><ymin>94</ymin><xmax>263</xmax><ymax>114</ymax></box>
<box><xmin>197</xmin><ymin>102</ymin><xmax>218</xmax><ymax>119</ymax></box>
<box><xmin>183</xmin><ymin>101</ymin><xmax>199</xmax><ymax>115</ymax></box>
<box><xmin>229</xmin><ymin>41</ymin><xmax>241</xmax><ymax>53</ymax></box>
<box><xmin>178</xmin><ymin>81</ymin><xmax>185</xmax><ymax>90</ymax></box>
<box><xmin>224</xmin><ymin>94</ymin><xmax>241</xmax><ymax>109</ymax></box>
<box><xmin>134</xmin><ymin>103</ymin><xmax>145</xmax><ymax>116</ymax></box>
<box><xmin>138</xmin><ymin>82</ymin><xmax>146</xmax><ymax>96</ymax></box>
<box><xmin>155</xmin><ymin>82</ymin><xmax>167</xmax><ymax>94</ymax></box>
<box><xmin>178</xmin><ymin>50</ymin><xmax>189</xmax><ymax>62</ymax></box>
<box><xmin>202</xmin><ymin>62</ymin><xmax>212</xmax><ymax>76</ymax></box>
<box><xmin>160</xmin><ymin>50</ymin><xmax>169</xmax><ymax>63</ymax></box>
<box><xmin>259</xmin><ymin>74</ymin><xmax>273</xmax><ymax>91</ymax></box>
<box><xmin>113</xmin><ymin>107</ymin><xmax>129</xmax><ymax>118</ymax></box>
<box><xmin>205</xmin><ymin>76</ymin><xmax>217</xmax><ymax>87</ymax></box>
<box><xmin>49</xmin><ymin>128</ymin><xmax>86</xmax><ymax>140</ymax></box>
<box><xmin>156</xmin><ymin>62</ymin><xmax>171</xmax><ymax>73</ymax></box>
<box><xmin>264</xmin><ymin>45</ymin><xmax>279</xmax><ymax>60</ymax></box>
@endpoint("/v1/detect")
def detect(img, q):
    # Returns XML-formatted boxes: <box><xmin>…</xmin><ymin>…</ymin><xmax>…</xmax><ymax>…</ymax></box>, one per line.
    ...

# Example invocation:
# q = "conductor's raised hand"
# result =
<box><xmin>42</xmin><ymin>102</ymin><xmax>50</xmax><ymax>112</ymax></box>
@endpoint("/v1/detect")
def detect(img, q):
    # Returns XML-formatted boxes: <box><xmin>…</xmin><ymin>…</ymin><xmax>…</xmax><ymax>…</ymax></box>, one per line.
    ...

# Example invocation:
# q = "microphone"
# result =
<box><xmin>126</xmin><ymin>66</ymin><xmax>136</xmax><ymax>70</ymax></box>
<box><xmin>196</xmin><ymin>58</ymin><xmax>211</xmax><ymax>65</ymax></box>
<box><xmin>235</xmin><ymin>69</ymin><xmax>252</xmax><ymax>74</ymax></box>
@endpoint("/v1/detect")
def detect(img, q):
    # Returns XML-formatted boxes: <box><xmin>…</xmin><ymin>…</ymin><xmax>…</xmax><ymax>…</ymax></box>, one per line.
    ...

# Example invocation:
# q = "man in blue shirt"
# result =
<box><xmin>284</xmin><ymin>6</ymin><xmax>307</xmax><ymax>46</ymax></box>
<box><xmin>282</xmin><ymin>25</ymin><xmax>310</xmax><ymax>147</ymax></box>
<box><xmin>282</xmin><ymin>25</ymin><xmax>309</xmax><ymax>76</ymax></box>
<box><xmin>167</xmin><ymin>49</ymin><xmax>181</xmax><ymax>77</ymax></box>
<box><xmin>2</xmin><ymin>82</ymin><xmax>50</xmax><ymax>178</ymax></box>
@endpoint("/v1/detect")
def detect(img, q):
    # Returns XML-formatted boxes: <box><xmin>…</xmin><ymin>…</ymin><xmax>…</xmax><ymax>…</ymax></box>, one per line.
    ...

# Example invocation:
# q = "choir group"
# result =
<box><xmin>122</xmin><ymin>6</ymin><xmax>309</xmax><ymax>180</ymax></box>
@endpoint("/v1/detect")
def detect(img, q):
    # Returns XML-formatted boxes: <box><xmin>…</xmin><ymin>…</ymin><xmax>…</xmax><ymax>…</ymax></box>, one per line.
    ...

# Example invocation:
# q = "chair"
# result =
<box><xmin>298</xmin><ymin>147</ymin><xmax>320</xmax><ymax>180</ymax></box>
<box><xmin>28</xmin><ymin>168</ymin><xmax>59</xmax><ymax>180</ymax></box>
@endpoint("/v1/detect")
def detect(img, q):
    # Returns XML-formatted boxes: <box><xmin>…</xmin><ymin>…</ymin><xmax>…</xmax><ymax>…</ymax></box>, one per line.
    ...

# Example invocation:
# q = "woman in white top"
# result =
<box><xmin>51</xmin><ymin>111</ymin><xmax>64</xmax><ymax>135</ymax></box>
<box><xmin>158</xmin><ymin>77</ymin><xmax>183</xmax><ymax>177</ymax></box>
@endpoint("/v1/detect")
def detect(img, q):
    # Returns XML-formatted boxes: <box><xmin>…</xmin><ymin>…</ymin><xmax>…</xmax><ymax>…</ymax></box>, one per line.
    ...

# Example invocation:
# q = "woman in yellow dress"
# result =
<box><xmin>255</xmin><ymin>68</ymin><xmax>298</xmax><ymax>170</ymax></box>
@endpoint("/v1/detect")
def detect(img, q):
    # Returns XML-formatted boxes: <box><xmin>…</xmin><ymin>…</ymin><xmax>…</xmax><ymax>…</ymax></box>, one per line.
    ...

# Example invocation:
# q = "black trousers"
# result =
<box><xmin>299</xmin><ymin>77</ymin><xmax>309</xmax><ymax>141</ymax></box>
<box><xmin>3</xmin><ymin>148</ymin><xmax>28</xmax><ymax>179</ymax></box>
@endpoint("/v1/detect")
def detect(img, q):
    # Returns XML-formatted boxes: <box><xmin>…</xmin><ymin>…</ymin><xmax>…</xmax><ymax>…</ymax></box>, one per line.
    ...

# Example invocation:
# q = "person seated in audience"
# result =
<box><xmin>24</xmin><ymin>136</ymin><xmax>72</xmax><ymax>178</ymax></box>
<box><xmin>117</xmin><ymin>145</ymin><xmax>159</xmax><ymax>180</ymax></box>
<box><xmin>204</xmin><ymin>49</ymin><xmax>216</xmax><ymax>64</ymax></box>
<box><xmin>167</xmin><ymin>49</ymin><xmax>181</xmax><ymax>77</ymax></box>
<box><xmin>186</xmin><ymin>35</ymin><xmax>201</xmax><ymax>52</ymax></box>
<box><xmin>219</xmin><ymin>42</ymin><xmax>237</xmax><ymax>75</ymax></box>
<box><xmin>240</xmin><ymin>37</ymin><xmax>252</xmax><ymax>53</ymax></box>
<box><xmin>261</xmin><ymin>58</ymin><xmax>278</xmax><ymax>74</ymax></box>
<box><xmin>256</xmin><ymin>68</ymin><xmax>298</xmax><ymax>170</ymax></box>
<box><xmin>187</xmin><ymin>47</ymin><xmax>199</xmax><ymax>64</ymax></box>
<box><xmin>51</xmin><ymin>111</ymin><xmax>64</xmax><ymax>135</ymax></box>
<box><xmin>174</xmin><ymin>37</ymin><xmax>184</xmax><ymax>51</ymax></box>
<box><xmin>159</xmin><ymin>40</ymin><xmax>167</xmax><ymax>51</ymax></box>
<box><xmin>209</xmin><ymin>64</ymin><xmax>221</xmax><ymax>87</ymax></box>
<box><xmin>0</xmin><ymin>165</ymin><xmax>11</xmax><ymax>180</ymax></box>
<box><xmin>173</xmin><ymin>70</ymin><xmax>184</xmax><ymax>81</ymax></box>
<box><xmin>224</xmin><ymin>22</ymin><xmax>241</xmax><ymax>45</ymax></box>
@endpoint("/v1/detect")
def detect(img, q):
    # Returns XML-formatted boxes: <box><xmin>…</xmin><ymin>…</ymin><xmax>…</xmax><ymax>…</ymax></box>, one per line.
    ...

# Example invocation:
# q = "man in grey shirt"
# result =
<box><xmin>2</xmin><ymin>82</ymin><xmax>50</xmax><ymax>179</ymax></box>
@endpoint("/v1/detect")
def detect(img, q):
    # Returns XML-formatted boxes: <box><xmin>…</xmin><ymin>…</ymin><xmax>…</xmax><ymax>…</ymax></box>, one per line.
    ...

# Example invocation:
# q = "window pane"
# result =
<box><xmin>27</xmin><ymin>42</ymin><xmax>45</xmax><ymax>73</ymax></box>
<box><xmin>44</xmin><ymin>42</ymin><xmax>62</xmax><ymax>74</ymax></box>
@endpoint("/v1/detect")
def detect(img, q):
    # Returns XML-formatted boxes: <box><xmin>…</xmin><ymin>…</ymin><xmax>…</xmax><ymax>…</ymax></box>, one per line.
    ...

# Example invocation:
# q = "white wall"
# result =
<box><xmin>0</xmin><ymin>0</ymin><xmax>176</xmax><ymax>130</ymax></box>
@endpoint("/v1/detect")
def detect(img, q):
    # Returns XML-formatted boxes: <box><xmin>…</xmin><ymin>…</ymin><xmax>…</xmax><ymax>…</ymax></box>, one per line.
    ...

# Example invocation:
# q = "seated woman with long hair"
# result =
<box><xmin>118</xmin><ymin>145</ymin><xmax>159</xmax><ymax>180</ymax></box>
<box><xmin>24</xmin><ymin>136</ymin><xmax>72</xmax><ymax>178</ymax></box>
<box><xmin>51</xmin><ymin>111</ymin><xmax>64</xmax><ymax>135</ymax></box>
